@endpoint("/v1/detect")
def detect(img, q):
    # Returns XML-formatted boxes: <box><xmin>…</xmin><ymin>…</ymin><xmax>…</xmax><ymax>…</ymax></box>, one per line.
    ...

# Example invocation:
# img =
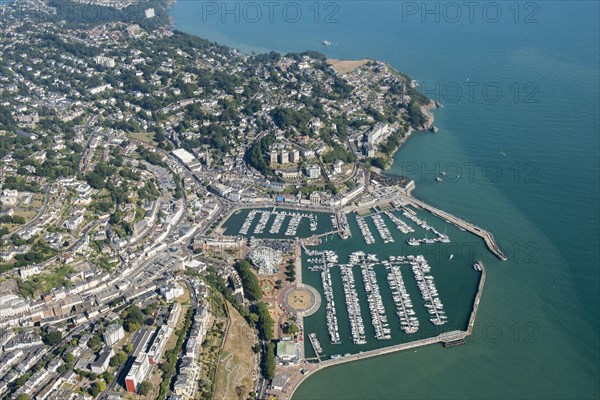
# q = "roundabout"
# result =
<box><xmin>283</xmin><ymin>285</ymin><xmax>321</xmax><ymax>317</ymax></box>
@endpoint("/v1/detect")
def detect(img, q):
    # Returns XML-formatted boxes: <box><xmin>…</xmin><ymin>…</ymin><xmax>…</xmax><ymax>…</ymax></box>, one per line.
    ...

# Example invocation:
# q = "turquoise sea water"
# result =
<box><xmin>172</xmin><ymin>1</ymin><xmax>600</xmax><ymax>398</ymax></box>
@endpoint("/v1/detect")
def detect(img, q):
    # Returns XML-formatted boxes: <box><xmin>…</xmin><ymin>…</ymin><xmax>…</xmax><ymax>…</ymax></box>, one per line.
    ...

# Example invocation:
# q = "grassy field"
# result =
<box><xmin>327</xmin><ymin>58</ymin><xmax>370</xmax><ymax>74</ymax></box>
<box><xmin>127</xmin><ymin>131</ymin><xmax>157</xmax><ymax>145</ymax></box>
<box><xmin>213</xmin><ymin>301</ymin><xmax>257</xmax><ymax>400</ymax></box>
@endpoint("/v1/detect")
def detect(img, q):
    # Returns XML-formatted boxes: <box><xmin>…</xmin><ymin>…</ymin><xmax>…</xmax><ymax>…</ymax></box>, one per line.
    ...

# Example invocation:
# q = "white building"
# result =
<box><xmin>90</xmin><ymin>347</ymin><xmax>114</xmax><ymax>374</ymax></box>
<box><xmin>19</xmin><ymin>265</ymin><xmax>41</xmax><ymax>280</ymax></box>
<box><xmin>125</xmin><ymin>353</ymin><xmax>151</xmax><ymax>393</ymax></box>
<box><xmin>63</xmin><ymin>214</ymin><xmax>84</xmax><ymax>230</ymax></box>
<box><xmin>306</xmin><ymin>164</ymin><xmax>321</xmax><ymax>179</ymax></box>
<box><xmin>95</xmin><ymin>56</ymin><xmax>116</xmax><ymax>68</ymax></box>
<box><xmin>160</xmin><ymin>282</ymin><xmax>184</xmax><ymax>302</ymax></box>
<box><xmin>366</xmin><ymin>123</ymin><xmax>391</xmax><ymax>145</ymax></box>
<box><xmin>147</xmin><ymin>325</ymin><xmax>173</xmax><ymax>364</ymax></box>
<box><xmin>103</xmin><ymin>323</ymin><xmax>124</xmax><ymax>347</ymax></box>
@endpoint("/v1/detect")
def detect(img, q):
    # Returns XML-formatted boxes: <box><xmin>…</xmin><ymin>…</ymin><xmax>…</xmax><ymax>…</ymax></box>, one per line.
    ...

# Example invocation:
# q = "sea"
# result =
<box><xmin>171</xmin><ymin>1</ymin><xmax>600</xmax><ymax>398</ymax></box>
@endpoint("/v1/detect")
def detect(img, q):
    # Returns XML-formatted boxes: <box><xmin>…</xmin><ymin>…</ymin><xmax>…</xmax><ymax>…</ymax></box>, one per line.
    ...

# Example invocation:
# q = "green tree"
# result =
<box><xmin>252</xmin><ymin>302</ymin><xmax>274</xmax><ymax>341</ymax></box>
<box><xmin>139</xmin><ymin>381</ymin><xmax>152</xmax><ymax>395</ymax></box>
<box><xmin>95</xmin><ymin>380</ymin><xmax>107</xmax><ymax>392</ymax></box>
<box><xmin>109</xmin><ymin>351</ymin><xmax>128</xmax><ymax>367</ymax></box>
<box><xmin>87</xmin><ymin>335</ymin><xmax>103</xmax><ymax>352</ymax></box>
<box><xmin>235</xmin><ymin>260</ymin><xmax>262</xmax><ymax>301</ymax></box>
<box><xmin>42</xmin><ymin>330</ymin><xmax>62</xmax><ymax>346</ymax></box>
<box><xmin>63</xmin><ymin>352</ymin><xmax>75</xmax><ymax>364</ymax></box>
<box><xmin>262</xmin><ymin>342</ymin><xmax>276</xmax><ymax>380</ymax></box>
<box><xmin>101</xmin><ymin>371</ymin><xmax>114</xmax><ymax>384</ymax></box>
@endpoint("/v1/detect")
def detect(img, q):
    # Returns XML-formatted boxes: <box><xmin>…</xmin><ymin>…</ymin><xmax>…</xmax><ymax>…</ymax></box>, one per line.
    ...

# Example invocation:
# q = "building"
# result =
<box><xmin>167</xmin><ymin>303</ymin><xmax>181</xmax><ymax>329</ymax></box>
<box><xmin>89</xmin><ymin>84</ymin><xmax>112</xmax><ymax>95</ymax></box>
<box><xmin>277</xmin><ymin>168</ymin><xmax>301</xmax><ymax>180</ymax></box>
<box><xmin>1</xmin><ymin>189</ymin><xmax>18</xmax><ymax>206</ymax></box>
<box><xmin>90</xmin><ymin>347</ymin><xmax>114</xmax><ymax>374</ymax></box>
<box><xmin>19</xmin><ymin>265</ymin><xmax>41</xmax><ymax>280</ymax></box>
<box><xmin>276</xmin><ymin>341</ymin><xmax>298</xmax><ymax>364</ymax></box>
<box><xmin>332</xmin><ymin>159</ymin><xmax>344</xmax><ymax>175</ymax></box>
<box><xmin>125</xmin><ymin>353</ymin><xmax>151</xmax><ymax>393</ymax></box>
<box><xmin>147</xmin><ymin>325</ymin><xmax>173</xmax><ymax>364</ymax></box>
<box><xmin>366</xmin><ymin>123</ymin><xmax>390</xmax><ymax>145</ymax></box>
<box><xmin>159</xmin><ymin>282</ymin><xmax>184</xmax><ymax>302</ymax></box>
<box><xmin>63</xmin><ymin>214</ymin><xmax>84</xmax><ymax>230</ymax></box>
<box><xmin>95</xmin><ymin>56</ymin><xmax>115</xmax><ymax>68</ymax></box>
<box><xmin>172</xmin><ymin>148</ymin><xmax>201</xmax><ymax>172</ymax></box>
<box><xmin>302</xmin><ymin>149</ymin><xmax>315</xmax><ymax>159</ymax></box>
<box><xmin>289</xmin><ymin>149</ymin><xmax>300</xmax><ymax>162</ymax></box>
<box><xmin>270</xmin><ymin>150</ymin><xmax>278</xmax><ymax>164</ymax></box>
<box><xmin>278</xmin><ymin>150</ymin><xmax>289</xmax><ymax>164</ymax></box>
<box><xmin>145</xmin><ymin>7</ymin><xmax>155</xmax><ymax>18</ymax></box>
<box><xmin>103</xmin><ymin>323</ymin><xmax>124</xmax><ymax>347</ymax></box>
<box><xmin>309</xmin><ymin>191</ymin><xmax>321</xmax><ymax>206</ymax></box>
<box><xmin>306</xmin><ymin>164</ymin><xmax>321</xmax><ymax>179</ymax></box>
<box><xmin>208</xmin><ymin>183</ymin><xmax>231</xmax><ymax>198</ymax></box>
<box><xmin>193</xmin><ymin>236</ymin><xmax>244</xmax><ymax>252</ymax></box>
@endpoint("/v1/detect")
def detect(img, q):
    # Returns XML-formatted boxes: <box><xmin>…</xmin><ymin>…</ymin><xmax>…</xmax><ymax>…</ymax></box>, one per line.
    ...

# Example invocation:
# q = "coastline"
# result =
<box><xmin>382</xmin><ymin>100</ymin><xmax>438</xmax><ymax>172</ymax></box>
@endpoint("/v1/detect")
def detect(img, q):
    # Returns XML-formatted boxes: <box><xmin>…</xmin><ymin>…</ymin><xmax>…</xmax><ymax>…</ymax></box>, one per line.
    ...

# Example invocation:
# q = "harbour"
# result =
<box><xmin>218</xmin><ymin>196</ymin><xmax>506</xmax><ymax>398</ymax></box>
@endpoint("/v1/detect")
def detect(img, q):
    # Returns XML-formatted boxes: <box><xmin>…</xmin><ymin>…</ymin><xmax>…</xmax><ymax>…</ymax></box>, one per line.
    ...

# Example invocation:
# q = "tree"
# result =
<box><xmin>96</xmin><ymin>380</ymin><xmax>107</xmax><ymax>392</ymax></box>
<box><xmin>235</xmin><ymin>260</ymin><xmax>262</xmax><ymax>301</ymax></box>
<box><xmin>123</xmin><ymin>343</ymin><xmax>133</xmax><ymax>353</ymax></box>
<box><xmin>87</xmin><ymin>335</ymin><xmax>103</xmax><ymax>352</ymax></box>
<box><xmin>101</xmin><ymin>371</ymin><xmax>114</xmax><ymax>384</ymax></box>
<box><xmin>262</xmin><ymin>342</ymin><xmax>276</xmax><ymax>380</ymax></box>
<box><xmin>16</xmin><ymin>395</ymin><xmax>30</xmax><ymax>400</ymax></box>
<box><xmin>63</xmin><ymin>352</ymin><xmax>75</xmax><ymax>364</ymax></box>
<box><xmin>42</xmin><ymin>330</ymin><xmax>62</xmax><ymax>346</ymax></box>
<box><xmin>251</xmin><ymin>302</ymin><xmax>274</xmax><ymax>341</ymax></box>
<box><xmin>109</xmin><ymin>351</ymin><xmax>128</xmax><ymax>367</ymax></box>
<box><xmin>124</xmin><ymin>320</ymin><xmax>140</xmax><ymax>333</ymax></box>
<box><xmin>139</xmin><ymin>381</ymin><xmax>152</xmax><ymax>396</ymax></box>
<box><xmin>283</xmin><ymin>322</ymin><xmax>300</xmax><ymax>335</ymax></box>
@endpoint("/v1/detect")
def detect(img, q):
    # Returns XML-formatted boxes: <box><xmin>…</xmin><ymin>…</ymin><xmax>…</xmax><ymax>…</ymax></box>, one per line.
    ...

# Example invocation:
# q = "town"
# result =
<box><xmin>0</xmin><ymin>1</ymin><xmax>504</xmax><ymax>400</ymax></box>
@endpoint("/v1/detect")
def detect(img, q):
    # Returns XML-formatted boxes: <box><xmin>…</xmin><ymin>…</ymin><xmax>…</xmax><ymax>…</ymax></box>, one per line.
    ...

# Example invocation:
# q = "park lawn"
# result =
<box><xmin>128</xmin><ymin>131</ymin><xmax>157</xmax><ymax>145</ymax></box>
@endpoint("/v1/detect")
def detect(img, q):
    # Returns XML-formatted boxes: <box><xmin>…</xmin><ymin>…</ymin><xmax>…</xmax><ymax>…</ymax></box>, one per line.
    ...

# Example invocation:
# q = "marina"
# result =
<box><xmin>299</xmin><ymin>202</ymin><xmax>487</xmax><ymax>360</ymax></box>
<box><xmin>384</xmin><ymin>211</ymin><xmax>415</xmax><ymax>234</ymax></box>
<box><xmin>222</xmin><ymin>208</ymin><xmax>333</xmax><ymax>239</ymax></box>
<box><xmin>371</xmin><ymin>214</ymin><xmax>394</xmax><ymax>243</ymax></box>
<box><xmin>253</xmin><ymin>210</ymin><xmax>271</xmax><ymax>234</ymax></box>
<box><xmin>239</xmin><ymin>209</ymin><xmax>257</xmax><ymax>235</ymax></box>
<box><xmin>401</xmin><ymin>196</ymin><xmax>507</xmax><ymax>260</ymax></box>
<box><xmin>401</xmin><ymin>207</ymin><xmax>451</xmax><ymax>244</ymax></box>
<box><xmin>410</xmin><ymin>255</ymin><xmax>447</xmax><ymax>326</ymax></box>
<box><xmin>355</xmin><ymin>214</ymin><xmax>375</xmax><ymax>245</ymax></box>
<box><xmin>220</xmin><ymin>201</ymin><xmax>494</xmax><ymax>360</ymax></box>
<box><xmin>269</xmin><ymin>211</ymin><xmax>286</xmax><ymax>234</ymax></box>
<box><xmin>384</xmin><ymin>258</ymin><xmax>419</xmax><ymax>334</ymax></box>
<box><xmin>356</xmin><ymin>253</ymin><xmax>392</xmax><ymax>340</ymax></box>
<box><xmin>340</xmin><ymin>264</ymin><xmax>367</xmax><ymax>345</ymax></box>
<box><xmin>320</xmin><ymin>268</ymin><xmax>341</xmax><ymax>344</ymax></box>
